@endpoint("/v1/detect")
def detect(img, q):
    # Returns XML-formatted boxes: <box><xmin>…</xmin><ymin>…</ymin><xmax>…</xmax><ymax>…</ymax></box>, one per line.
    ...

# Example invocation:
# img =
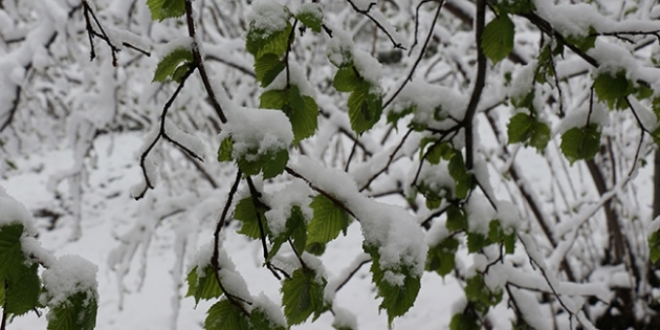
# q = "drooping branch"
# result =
<box><xmin>184</xmin><ymin>0</ymin><xmax>228</xmax><ymax>124</ymax></box>
<box><xmin>463</xmin><ymin>0</ymin><xmax>487</xmax><ymax>171</ymax></box>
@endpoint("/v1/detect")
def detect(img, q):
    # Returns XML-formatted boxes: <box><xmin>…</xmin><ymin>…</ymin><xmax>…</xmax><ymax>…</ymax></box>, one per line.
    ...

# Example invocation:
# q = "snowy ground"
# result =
<box><xmin>1</xmin><ymin>133</ymin><xmax>465</xmax><ymax>330</ymax></box>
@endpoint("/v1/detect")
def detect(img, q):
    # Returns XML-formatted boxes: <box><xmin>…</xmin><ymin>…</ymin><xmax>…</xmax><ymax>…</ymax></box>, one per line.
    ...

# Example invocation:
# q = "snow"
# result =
<box><xmin>219</xmin><ymin>106</ymin><xmax>293</xmax><ymax>158</ymax></box>
<box><xmin>253</xmin><ymin>293</ymin><xmax>287</xmax><ymax>328</ymax></box>
<box><xmin>332</xmin><ymin>306</ymin><xmax>358</xmax><ymax>330</ymax></box>
<box><xmin>0</xmin><ymin>185</ymin><xmax>38</xmax><ymax>235</ymax></box>
<box><xmin>264</xmin><ymin>180</ymin><xmax>313</xmax><ymax>237</ymax></box>
<box><xmin>41</xmin><ymin>255</ymin><xmax>99</xmax><ymax>306</ymax></box>
<box><xmin>247</xmin><ymin>0</ymin><xmax>290</xmax><ymax>35</ymax></box>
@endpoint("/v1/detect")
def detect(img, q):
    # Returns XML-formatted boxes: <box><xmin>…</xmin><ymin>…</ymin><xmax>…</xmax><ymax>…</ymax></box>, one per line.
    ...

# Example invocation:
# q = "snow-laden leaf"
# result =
<box><xmin>234</xmin><ymin>197</ymin><xmax>268</xmax><ymax>239</ymax></box>
<box><xmin>153</xmin><ymin>48</ymin><xmax>193</xmax><ymax>82</ymax></box>
<box><xmin>296</xmin><ymin>9</ymin><xmax>323</xmax><ymax>33</ymax></box>
<box><xmin>369</xmin><ymin>255</ymin><xmax>420</xmax><ymax>326</ymax></box>
<box><xmin>47</xmin><ymin>291</ymin><xmax>97</xmax><ymax>330</ymax></box>
<box><xmin>489</xmin><ymin>220</ymin><xmax>516</xmax><ymax>254</ymax></box>
<box><xmin>146</xmin><ymin>0</ymin><xmax>186</xmax><ymax>21</ymax></box>
<box><xmin>348</xmin><ymin>84</ymin><xmax>382</xmax><ymax>134</ymax></box>
<box><xmin>560</xmin><ymin>125</ymin><xmax>601</xmax><ymax>164</ymax></box>
<box><xmin>236</xmin><ymin>147</ymin><xmax>289</xmax><ymax>179</ymax></box>
<box><xmin>246</xmin><ymin>23</ymin><xmax>292</xmax><ymax>59</ymax></box>
<box><xmin>186</xmin><ymin>265</ymin><xmax>222</xmax><ymax>306</ymax></box>
<box><xmin>467</xmin><ymin>233</ymin><xmax>489</xmax><ymax>253</ymax></box>
<box><xmin>261</xmin><ymin>86</ymin><xmax>318</xmax><ymax>144</ymax></box>
<box><xmin>204</xmin><ymin>299</ymin><xmax>250</xmax><ymax>330</ymax></box>
<box><xmin>565</xmin><ymin>26</ymin><xmax>597</xmax><ymax>52</ymax></box>
<box><xmin>255</xmin><ymin>54</ymin><xmax>286</xmax><ymax>87</ymax></box>
<box><xmin>250</xmin><ymin>307</ymin><xmax>287</xmax><ymax>330</ymax></box>
<box><xmin>426</xmin><ymin>237</ymin><xmax>458</xmax><ymax>277</ymax></box>
<box><xmin>281</xmin><ymin>268</ymin><xmax>326</xmax><ymax>325</ymax></box>
<box><xmin>481</xmin><ymin>14</ymin><xmax>514</xmax><ymax>64</ymax></box>
<box><xmin>267</xmin><ymin>205</ymin><xmax>307</xmax><ymax>262</ymax></box>
<box><xmin>307</xmin><ymin>195</ymin><xmax>350</xmax><ymax>245</ymax></box>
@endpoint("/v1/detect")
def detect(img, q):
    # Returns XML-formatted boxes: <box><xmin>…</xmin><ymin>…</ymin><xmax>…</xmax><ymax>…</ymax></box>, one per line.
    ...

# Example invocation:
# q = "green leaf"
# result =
<box><xmin>507</xmin><ymin>113</ymin><xmax>534</xmax><ymax>144</ymax></box>
<box><xmin>426</xmin><ymin>237</ymin><xmax>458</xmax><ymax>277</ymax></box>
<box><xmin>204</xmin><ymin>299</ymin><xmax>250</xmax><ymax>330</ymax></box>
<box><xmin>426</xmin><ymin>143</ymin><xmax>454</xmax><ymax>165</ymax></box>
<box><xmin>529</xmin><ymin>121</ymin><xmax>551</xmax><ymax>151</ymax></box>
<box><xmin>333</xmin><ymin>67</ymin><xmax>362</xmax><ymax>92</ymax></box>
<box><xmin>465</xmin><ymin>274</ymin><xmax>502</xmax><ymax>309</ymax></box>
<box><xmin>652</xmin><ymin>127</ymin><xmax>660</xmax><ymax>146</ymax></box>
<box><xmin>495</xmin><ymin>0</ymin><xmax>535</xmax><ymax>14</ymax></box>
<box><xmin>307</xmin><ymin>195</ymin><xmax>350</xmax><ymax>245</ymax></box>
<box><xmin>565</xmin><ymin>26</ymin><xmax>597</xmax><ymax>52</ymax></box>
<box><xmin>448</xmin><ymin>153</ymin><xmax>473</xmax><ymax>199</ymax></box>
<box><xmin>146</xmin><ymin>0</ymin><xmax>186</xmax><ymax>21</ymax></box>
<box><xmin>250</xmin><ymin>307</ymin><xmax>287</xmax><ymax>330</ymax></box>
<box><xmin>5</xmin><ymin>263</ymin><xmax>40</xmax><ymax>316</ymax></box>
<box><xmin>47</xmin><ymin>291</ymin><xmax>97</xmax><ymax>330</ymax></box>
<box><xmin>260</xmin><ymin>89</ymin><xmax>287</xmax><ymax>110</ymax></box>
<box><xmin>218</xmin><ymin>137</ymin><xmax>233</xmax><ymax>162</ymax></box>
<box><xmin>246</xmin><ymin>23</ymin><xmax>292</xmax><ymax>59</ymax></box>
<box><xmin>651</xmin><ymin>231</ymin><xmax>660</xmax><ymax>263</ymax></box>
<box><xmin>560</xmin><ymin>125</ymin><xmax>601</xmax><ymax>164</ymax></box>
<box><xmin>153</xmin><ymin>48</ymin><xmax>193</xmax><ymax>82</ymax></box>
<box><xmin>369</xmin><ymin>257</ymin><xmax>420</xmax><ymax>326</ymax></box>
<box><xmin>186</xmin><ymin>266</ymin><xmax>222</xmax><ymax>306</ymax></box>
<box><xmin>446</xmin><ymin>205</ymin><xmax>467</xmax><ymax>232</ymax></box>
<box><xmin>296</xmin><ymin>10</ymin><xmax>323</xmax><ymax>33</ymax></box>
<box><xmin>507</xmin><ymin>113</ymin><xmax>551</xmax><ymax>151</ymax></box>
<box><xmin>467</xmin><ymin>233</ymin><xmax>490</xmax><ymax>253</ymax></box>
<box><xmin>0</xmin><ymin>223</ymin><xmax>26</xmax><ymax>283</ymax></box>
<box><xmin>234</xmin><ymin>197</ymin><xmax>268</xmax><ymax>239</ymax></box>
<box><xmin>653</xmin><ymin>97</ymin><xmax>660</xmax><ymax>121</ymax></box>
<box><xmin>286</xmin><ymin>88</ymin><xmax>318</xmax><ymax>144</ymax></box>
<box><xmin>449</xmin><ymin>311</ymin><xmax>480</xmax><ymax>330</ymax></box>
<box><xmin>305</xmin><ymin>242</ymin><xmax>326</xmax><ymax>256</ymax></box>
<box><xmin>255</xmin><ymin>54</ymin><xmax>286</xmax><ymax>87</ymax></box>
<box><xmin>481</xmin><ymin>14</ymin><xmax>515</xmax><ymax>64</ymax></box>
<box><xmin>348</xmin><ymin>84</ymin><xmax>383</xmax><ymax>134</ymax></box>
<box><xmin>593</xmin><ymin>70</ymin><xmax>633</xmax><ymax>110</ymax></box>
<box><xmin>261</xmin><ymin>149</ymin><xmax>289</xmax><ymax>179</ymax></box>
<box><xmin>281</xmin><ymin>268</ymin><xmax>326</xmax><ymax>325</ymax></box>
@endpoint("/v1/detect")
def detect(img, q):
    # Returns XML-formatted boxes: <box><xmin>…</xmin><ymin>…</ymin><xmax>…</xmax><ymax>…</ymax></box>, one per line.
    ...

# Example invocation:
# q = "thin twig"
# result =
<box><xmin>383</xmin><ymin>0</ymin><xmax>443</xmax><ymax>110</ymax></box>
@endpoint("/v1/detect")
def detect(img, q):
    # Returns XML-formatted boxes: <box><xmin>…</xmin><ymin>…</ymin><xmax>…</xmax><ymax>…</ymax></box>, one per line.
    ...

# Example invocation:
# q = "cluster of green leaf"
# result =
<box><xmin>218</xmin><ymin>136</ymin><xmax>289</xmax><ymax>179</ymax></box>
<box><xmin>415</xmin><ymin>139</ymin><xmax>475</xmax><ymax>210</ymax></box>
<box><xmin>0</xmin><ymin>223</ymin><xmax>97</xmax><ymax>330</ymax></box>
<box><xmin>449</xmin><ymin>274</ymin><xmax>503</xmax><ymax>330</ymax></box>
<box><xmin>185</xmin><ymin>192</ymin><xmax>353</xmax><ymax>328</ymax></box>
